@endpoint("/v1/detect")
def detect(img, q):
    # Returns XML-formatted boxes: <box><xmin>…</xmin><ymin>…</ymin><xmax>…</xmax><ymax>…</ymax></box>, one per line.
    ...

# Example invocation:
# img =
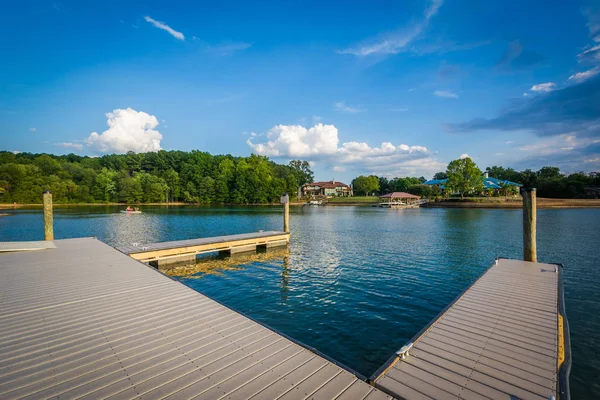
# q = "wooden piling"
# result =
<box><xmin>522</xmin><ymin>187</ymin><xmax>537</xmax><ymax>262</ymax></box>
<box><xmin>43</xmin><ymin>190</ymin><xmax>54</xmax><ymax>241</ymax></box>
<box><xmin>281</xmin><ymin>193</ymin><xmax>290</xmax><ymax>233</ymax></box>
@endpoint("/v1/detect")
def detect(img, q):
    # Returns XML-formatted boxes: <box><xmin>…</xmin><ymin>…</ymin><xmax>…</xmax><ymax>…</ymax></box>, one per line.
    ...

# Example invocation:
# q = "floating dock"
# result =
<box><xmin>371</xmin><ymin>258</ymin><xmax>570</xmax><ymax>400</ymax></box>
<box><xmin>0</xmin><ymin>235</ymin><xmax>570</xmax><ymax>400</ymax></box>
<box><xmin>117</xmin><ymin>231</ymin><xmax>290</xmax><ymax>266</ymax></box>
<box><xmin>0</xmin><ymin>237</ymin><xmax>389</xmax><ymax>400</ymax></box>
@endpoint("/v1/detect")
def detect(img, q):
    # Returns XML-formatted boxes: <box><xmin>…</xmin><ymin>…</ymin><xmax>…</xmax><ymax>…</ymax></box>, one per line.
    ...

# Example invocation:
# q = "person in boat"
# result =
<box><xmin>126</xmin><ymin>206</ymin><xmax>133</xmax><ymax>211</ymax></box>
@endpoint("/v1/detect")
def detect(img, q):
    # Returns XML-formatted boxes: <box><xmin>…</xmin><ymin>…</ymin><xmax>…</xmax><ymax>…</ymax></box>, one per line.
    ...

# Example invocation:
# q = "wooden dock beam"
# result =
<box><xmin>43</xmin><ymin>190</ymin><xmax>54</xmax><ymax>241</ymax></box>
<box><xmin>522</xmin><ymin>187</ymin><xmax>537</xmax><ymax>262</ymax></box>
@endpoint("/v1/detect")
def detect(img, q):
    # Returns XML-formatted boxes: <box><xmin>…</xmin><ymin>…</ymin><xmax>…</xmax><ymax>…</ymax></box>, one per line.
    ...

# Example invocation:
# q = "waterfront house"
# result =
<box><xmin>301</xmin><ymin>180</ymin><xmax>353</xmax><ymax>198</ymax></box>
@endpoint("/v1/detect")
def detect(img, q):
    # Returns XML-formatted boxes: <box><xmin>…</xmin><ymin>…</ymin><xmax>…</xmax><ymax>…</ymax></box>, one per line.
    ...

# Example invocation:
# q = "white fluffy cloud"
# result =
<box><xmin>530</xmin><ymin>82</ymin><xmax>555</xmax><ymax>92</ymax></box>
<box><xmin>144</xmin><ymin>16</ymin><xmax>185</xmax><ymax>40</ymax></box>
<box><xmin>458</xmin><ymin>153</ymin><xmax>470</xmax><ymax>159</ymax></box>
<box><xmin>247</xmin><ymin>123</ymin><xmax>444</xmax><ymax>176</ymax></box>
<box><xmin>247</xmin><ymin>123</ymin><xmax>338</xmax><ymax>157</ymax></box>
<box><xmin>86</xmin><ymin>108</ymin><xmax>163</xmax><ymax>153</ymax></box>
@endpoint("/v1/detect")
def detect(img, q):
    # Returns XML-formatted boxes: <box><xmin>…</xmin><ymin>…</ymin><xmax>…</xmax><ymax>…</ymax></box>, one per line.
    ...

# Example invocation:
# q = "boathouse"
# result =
<box><xmin>378</xmin><ymin>192</ymin><xmax>421</xmax><ymax>207</ymax></box>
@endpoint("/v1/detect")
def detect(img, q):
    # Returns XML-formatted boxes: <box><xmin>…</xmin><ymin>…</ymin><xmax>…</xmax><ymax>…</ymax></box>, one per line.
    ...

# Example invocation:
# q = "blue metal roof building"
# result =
<box><xmin>423</xmin><ymin>175</ymin><xmax>522</xmax><ymax>190</ymax></box>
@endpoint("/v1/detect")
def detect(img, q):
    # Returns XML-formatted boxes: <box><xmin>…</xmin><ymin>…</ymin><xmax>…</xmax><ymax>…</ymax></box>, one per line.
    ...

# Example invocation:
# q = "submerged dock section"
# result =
<box><xmin>117</xmin><ymin>231</ymin><xmax>289</xmax><ymax>266</ymax></box>
<box><xmin>371</xmin><ymin>258</ymin><xmax>570</xmax><ymax>400</ymax></box>
<box><xmin>0</xmin><ymin>237</ymin><xmax>389</xmax><ymax>400</ymax></box>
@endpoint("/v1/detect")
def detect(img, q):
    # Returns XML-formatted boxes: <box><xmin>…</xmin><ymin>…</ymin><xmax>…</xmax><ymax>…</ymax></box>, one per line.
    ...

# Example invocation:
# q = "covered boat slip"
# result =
<box><xmin>0</xmin><ymin>237</ymin><xmax>389</xmax><ymax>400</ymax></box>
<box><xmin>371</xmin><ymin>258</ymin><xmax>570</xmax><ymax>400</ymax></box>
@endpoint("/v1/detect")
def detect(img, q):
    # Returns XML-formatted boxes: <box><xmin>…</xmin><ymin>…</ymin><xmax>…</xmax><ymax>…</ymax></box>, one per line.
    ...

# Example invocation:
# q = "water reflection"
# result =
<box><xmin>162</xmin><ymin>247</ymin><xmax>290</xmax><ymax>279</ymax></box>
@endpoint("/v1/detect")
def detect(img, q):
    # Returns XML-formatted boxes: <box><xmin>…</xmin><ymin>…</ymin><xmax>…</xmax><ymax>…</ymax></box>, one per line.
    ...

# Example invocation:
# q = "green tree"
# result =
<box><xmin>95</xmin><ymin>168</ymin><xmax>117</xmax><ymax>201</ymax></box>
<box><xmin>352</xmin><ymin>175</ymin><xmax>380</xmax><ymax>196</ymax></box>
<box><xmin>433</xmin><ymin>172</ymin><xmax>448</xmax><ymax>180</ymax></box>
<box><xmin>288</xmin><ymin>160</ymin><xmax>314</xmax><ymax>186</ymax></box>
<box><xmin>445</xmin><ymin>157</ymin><xmax>483</xmax><ymax>199</ymax></box>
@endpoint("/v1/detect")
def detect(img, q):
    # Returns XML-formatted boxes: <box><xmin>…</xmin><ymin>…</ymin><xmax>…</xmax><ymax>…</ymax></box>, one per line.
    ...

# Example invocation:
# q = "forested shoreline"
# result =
<box><xmin>0</xmin><ymin>151</ymin><xmax>313</xmax><ymax>204</ymax></box>
<box><xmin>1</xmin><ymin>150</ymin><xmax>598</xmax><ymax>204</ymax></box>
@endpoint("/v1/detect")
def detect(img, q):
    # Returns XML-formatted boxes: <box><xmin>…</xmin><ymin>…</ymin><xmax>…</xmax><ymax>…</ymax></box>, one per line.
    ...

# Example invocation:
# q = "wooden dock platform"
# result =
<box><xmin>117</xmin><ymin>231</ymin><xmax>290</xmax><ymax>265</ymax></box>
<box><xmin>371</xmin><ymin>258</ymin><xmax>570</xmax><ymax>400</ymax></box>
<box><xmin>0</xmin><ymin>237</ymin><xmax>389</xmax><ymax>400</ymax></box>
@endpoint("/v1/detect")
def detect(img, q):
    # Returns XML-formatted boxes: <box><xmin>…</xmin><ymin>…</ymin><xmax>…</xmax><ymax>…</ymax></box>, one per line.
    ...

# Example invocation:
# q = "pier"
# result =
<box><xmin>0</xmin><ymin>237</ymin><xmax>389</xmax><ymax>400</ymax></box>
<box><xmin>370</xmin><ymin>258</ymin><xmax>570</xmax><ymax>400</ymax></box>
<box><xmin>117</xmin><ymin>231</ymin><xmax>290</xmax><ymax>266</ymax></box>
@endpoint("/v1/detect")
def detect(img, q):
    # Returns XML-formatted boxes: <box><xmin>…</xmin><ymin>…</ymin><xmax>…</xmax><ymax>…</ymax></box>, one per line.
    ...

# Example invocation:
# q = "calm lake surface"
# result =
<box><xmin>1</xmin><ymin>205</ymin><xmax>598</xmax><ymax>398</ymax></box>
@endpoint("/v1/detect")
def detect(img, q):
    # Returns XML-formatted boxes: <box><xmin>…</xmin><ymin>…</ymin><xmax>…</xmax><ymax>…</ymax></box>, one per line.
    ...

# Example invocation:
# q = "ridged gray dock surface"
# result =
<box><xmin>0</xmin><ymin>240</ymin><xmax>56</xmax><ymax>252</ymax></box>
<box><xmin>0</xmin><ymin>237</ymin><xmax>389</xmax><ymax>400</ymax></box>
<box><xmin>371</xmin><ymin>258</ymin><xmax>570</xmax><ymax>400</ymax></box>
<box><xmin>117</xmin><ymin>231</ymin><xmax>290</xmax><ymax>263</ymax></box>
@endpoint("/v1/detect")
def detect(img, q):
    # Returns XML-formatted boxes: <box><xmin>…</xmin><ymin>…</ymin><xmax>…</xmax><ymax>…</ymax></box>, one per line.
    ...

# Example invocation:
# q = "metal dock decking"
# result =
<box><xmin>0</xmin><ymin>237</ymin><xmax>389</xmax><ymax>400</ymax></box>
<box><xmin>371</xmin><ymin>258</ymin><xmax>570</xmax><ymax>400</ymax></box>
<box><xmin>117</xmin><ymin>231</ymin><xmax>290</xmax><ymax>264</ymax></box>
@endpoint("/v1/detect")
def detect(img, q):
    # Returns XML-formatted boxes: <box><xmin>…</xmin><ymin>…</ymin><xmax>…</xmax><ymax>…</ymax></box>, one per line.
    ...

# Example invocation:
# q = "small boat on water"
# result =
<box><xmin>307</xmin><ymin>200</ymin><xmax>322</xmax><ymax>206</ymax></box>
<box><xmin>121</xmin><ymin>207</ymin><xmax>142</xmax><ymax>214</ymax></box>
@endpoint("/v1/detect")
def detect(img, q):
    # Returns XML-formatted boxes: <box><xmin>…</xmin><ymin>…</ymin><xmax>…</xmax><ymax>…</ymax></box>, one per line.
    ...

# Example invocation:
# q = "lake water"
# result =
<box><xmin>1</xmin><ymin>205</ymin><xmax>598</xmax><ymax>398</ymax></box>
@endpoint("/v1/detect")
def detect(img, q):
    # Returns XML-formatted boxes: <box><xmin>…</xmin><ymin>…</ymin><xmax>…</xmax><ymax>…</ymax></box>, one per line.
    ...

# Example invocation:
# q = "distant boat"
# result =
<box><xmin>120</xmin><ymin>210</ymin><xmax>142</xmax><ymax>214</ymax></box>
<box><xmin>307</xmin><ymin>200</ymin><xmax>322</xmax><ymax>206</ymax></box>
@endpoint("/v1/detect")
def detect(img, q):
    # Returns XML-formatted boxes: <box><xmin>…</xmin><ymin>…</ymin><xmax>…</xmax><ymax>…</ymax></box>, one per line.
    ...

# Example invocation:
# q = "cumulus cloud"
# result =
<box><xmin>530</xmin><ymin>82</ymin><xmax>555</xmax><ymax>92</ymax></box>
<box><xmin>569</xmin><ymin>67</ymin><xmax>599</xmax><ymax>82</ymax></box>
<box><xmin>86</xmin><ymin>108</ymin><xmax>163</xmax><ymax>153</ymax></box>
<box><xmin>337</xmin><ymin>0</ymin><xmax>443</xmax><ymax>56</ymax></box>
<box><xmin>144</xmin><ymin>16</ymin><xmax>185</xmax><ymax>40</ymax></box>
<box><xmin>334</xmin><ymin>101</ymin><xmax>363</xmax><ymax>113</ymax></box>
<box><xmin>247</xmin><ymin>123</ymin><xmax>338</xmax><ymax>157</ymax></box>
<box><xmin>247</xmin><ymin>123</ymin><xmax>444</xmax><ymax>176</ymax></box>
<box><xmin>55</xmin><ymin>142</ymin><xmax>83</xmax><ymax>151</ymax></box>
<box><xmin>332</xmin><ymin>166</ymin><xmax>346</xmax><ymax>172</ymax></box>
<box><xmin>458</xmin><ymin>153</ymin><xmax>470</xmax><ymax>159</ymax></box>
<box><xmin>434</xmin><ymin>90</ymin><xmax>459</xmax><ymax>99</ymax></box>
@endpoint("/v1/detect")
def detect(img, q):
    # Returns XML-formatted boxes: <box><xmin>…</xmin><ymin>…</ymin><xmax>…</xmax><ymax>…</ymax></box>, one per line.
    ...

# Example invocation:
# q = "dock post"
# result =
<box><xmin>43</xmin><ymin>190</ymin><xmax>54</xmax><ymax>241</ymax></box>
<box><xmin>281</xmin><ymin>193</ymin><xmax>290</xmax><ymax>233</ymax></box>
<box><xmin>522</xmin><ymin>187</ymin><xmax>537</xmax><ymax>262</ymax></box>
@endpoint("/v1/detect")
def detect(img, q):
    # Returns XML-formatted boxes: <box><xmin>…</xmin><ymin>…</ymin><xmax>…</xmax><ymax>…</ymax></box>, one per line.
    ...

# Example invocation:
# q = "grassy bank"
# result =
<box><xmin>325</xmin><ymin>196</ymin><xmax>380</xmax><ymax>205</ymax></box>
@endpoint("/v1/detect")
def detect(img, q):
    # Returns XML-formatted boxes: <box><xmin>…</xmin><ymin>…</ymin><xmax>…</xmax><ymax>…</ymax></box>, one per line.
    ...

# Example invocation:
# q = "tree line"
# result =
<box><xmin>0</xmin><ymin>151</ymin><xmax>314</xmax><ymax>204</ymax></box>
<box><xmin>352</xmin><ymin>160</ymin><xmax>599</xmax><ymax>199</ymax></box>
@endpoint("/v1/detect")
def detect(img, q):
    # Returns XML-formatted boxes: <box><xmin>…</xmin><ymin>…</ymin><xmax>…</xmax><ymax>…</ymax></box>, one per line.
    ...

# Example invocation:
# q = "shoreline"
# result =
<box><xmin>2</xmin><ymin>198</ymin><xmax>600</xmax><ymax>210</ymax></box>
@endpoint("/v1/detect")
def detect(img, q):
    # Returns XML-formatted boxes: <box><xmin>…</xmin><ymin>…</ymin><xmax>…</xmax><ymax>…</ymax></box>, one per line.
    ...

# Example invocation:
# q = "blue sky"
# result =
<box><xmin>1</xmin><ymin>0</ymin><xmax>599</xmax><ymax>181</ymax></box>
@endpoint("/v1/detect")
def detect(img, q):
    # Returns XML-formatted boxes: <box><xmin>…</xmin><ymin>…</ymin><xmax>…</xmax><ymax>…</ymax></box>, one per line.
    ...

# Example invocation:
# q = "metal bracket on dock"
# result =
<box><xmin>395</xmin><ymin>342</ymin><xmax>413</xmax><ymax>359</ymax></box>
